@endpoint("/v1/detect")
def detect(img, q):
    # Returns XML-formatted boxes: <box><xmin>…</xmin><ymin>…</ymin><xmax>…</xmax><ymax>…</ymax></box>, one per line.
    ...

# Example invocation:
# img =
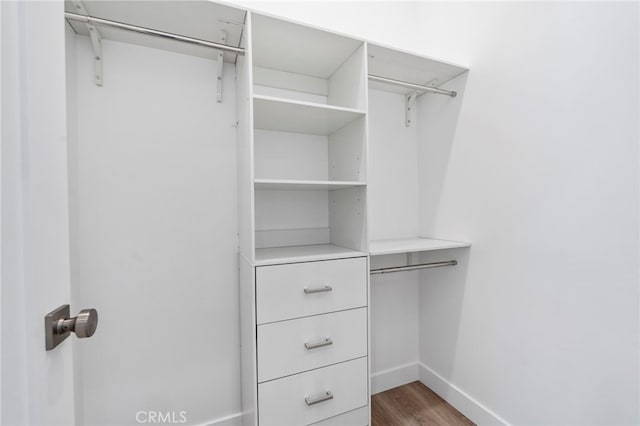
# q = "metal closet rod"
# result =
<box><xmin>370</xmin><ymin>260</ymin><xmax>457</xmax><ymax>275</ymax></box>
<box><xmin>64</xmin><ymin>12</ymin><xmax>246</xmax><ymax>55</ymax></box>
<box><xmin>368</xmin><ymin>75</ymin><xmax>457</xmax><ymax>97</ymax></box>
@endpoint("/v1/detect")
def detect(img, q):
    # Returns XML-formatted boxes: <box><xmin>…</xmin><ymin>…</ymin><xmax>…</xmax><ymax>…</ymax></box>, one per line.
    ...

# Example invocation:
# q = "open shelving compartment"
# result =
<box><xmin>251</xmin><ymin>14</ymin><xmax>368</xmax><ymax>265</ymax></box>
<box><xmin>367</xmin><ymin>43</ymin><xmax>471</xmax><ymax>256</ymax></box>
<box><xmin>251</xmin><ymin>13</ymin><xmax>366</xmax><ymax>109</ymax></box>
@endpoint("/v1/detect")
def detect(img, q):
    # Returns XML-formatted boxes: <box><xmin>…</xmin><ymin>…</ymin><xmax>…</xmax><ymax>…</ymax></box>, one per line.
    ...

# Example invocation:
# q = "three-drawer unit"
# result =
<box><xmin>255</xmin><ymin>257</ymin><xmax>369</xmax><ymax>426</ymax></box>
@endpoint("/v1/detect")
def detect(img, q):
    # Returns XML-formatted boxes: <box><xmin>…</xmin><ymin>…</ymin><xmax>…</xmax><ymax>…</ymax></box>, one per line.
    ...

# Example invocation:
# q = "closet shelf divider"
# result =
<box><xmin>369</xmin><ymin>237</ymin><xmax>471</xmax><ymax>256</ymax></box>
<box><xmin>254</xmin><ymin>179</ymin><xmax>366</xmax><ymax>191</ymax></box>
<box><xmin>253</xmin><ymin>94</ymin><xmax>365</xmax><ymax>136</ymax></box>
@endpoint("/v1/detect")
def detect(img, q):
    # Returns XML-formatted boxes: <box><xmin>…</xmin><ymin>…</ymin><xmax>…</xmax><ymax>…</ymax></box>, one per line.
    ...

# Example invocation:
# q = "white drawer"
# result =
<box><xmin>256</xmin><ymin>257</ymin><xmax>367</xmax><ymax>324</ymax></box>
<box><xmin>258</xmin><ymin>357</ymin><xmax>368</xmax><ymax>426</ymax></box>
<box><xmin>310</xmin><ymin>406</ymin><xmax>369</xmax><ymax>426</ymax></box>
<box><xmin>258</xmin><ymin>308</ymin><xmax>367</xmax><ymax>382</ymax></box>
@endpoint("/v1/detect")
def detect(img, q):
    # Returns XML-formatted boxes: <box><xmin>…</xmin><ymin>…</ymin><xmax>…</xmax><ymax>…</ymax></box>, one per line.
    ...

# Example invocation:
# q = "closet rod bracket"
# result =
<box><xmin>71</xmin><ymin>0</ymin><xmax>103</xmax><ymax>87</ymax></box>
<box><xmin>88</xmin><ymin>23</ymin><xmax>103</xmax><ymax>86</ymax></box>
<box><xmin>217</xmin><ymin>30</ymin><xmax>227</xmax><ymax>102</ymax></box>
<box><xmin>406</xmin><ymin>91</ymin><xmax>418</xmax><ymax>127</ymax></box>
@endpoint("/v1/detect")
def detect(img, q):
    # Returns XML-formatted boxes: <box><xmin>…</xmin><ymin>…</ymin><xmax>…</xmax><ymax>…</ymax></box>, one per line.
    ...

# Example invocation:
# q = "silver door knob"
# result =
<box><xmin>57</xmin><ymin>308</ymin><xmax>98</xmax><ymax>338</ymax></box>
<box><xmin>45</xmin><ymin>304</ymin><xmax>99</xmax><ymax>350</ymax></box>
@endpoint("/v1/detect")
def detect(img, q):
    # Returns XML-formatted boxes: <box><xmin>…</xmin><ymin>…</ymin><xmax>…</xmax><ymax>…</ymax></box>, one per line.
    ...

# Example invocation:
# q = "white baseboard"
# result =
<box><xmin>201</xmin><ymin>412</ymin><xmax>242</xmax><ymax>426</ymax></box>
<box><xmin>371</xmin><ymin>362</ymin><xmax>419</xmax><ymax>394</ymax></box>
<box><xmin>418</xmin><ymin>363</ymin><xmax>508</xmax><ymax>426</ymax></box>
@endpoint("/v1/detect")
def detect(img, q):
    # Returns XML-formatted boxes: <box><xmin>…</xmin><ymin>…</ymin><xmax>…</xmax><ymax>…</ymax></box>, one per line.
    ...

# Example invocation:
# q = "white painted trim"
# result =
<box><xmin>0</xmin><ymin>4</ymin><xmax>4</xmax><ymax>425</ymax></box>
<box><xmin>370</xmin><ymin>362</ymin><xmax>419</xmax><ymax>394</ymax></box>
<box><xmin>418</xmin><ymin>363</ymin><xmax>509</xmax><ymax>426</ymax></box>
<box><xmin>197</xmin><ymin>411</ymin><xmax>242</xmax><ymax>426</ymax></box>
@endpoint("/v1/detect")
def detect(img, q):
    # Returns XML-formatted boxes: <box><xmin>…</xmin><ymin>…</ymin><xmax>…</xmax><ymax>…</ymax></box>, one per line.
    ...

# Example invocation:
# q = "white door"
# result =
<box><xmin>1</xmin><ymin>1</ymin><xmax>76</xmax><ymax>425</ymax></box>
<box><xmin>2</xmin><ymin>2</ymin><xmax>242</xmax><ymax>425</ymax></box>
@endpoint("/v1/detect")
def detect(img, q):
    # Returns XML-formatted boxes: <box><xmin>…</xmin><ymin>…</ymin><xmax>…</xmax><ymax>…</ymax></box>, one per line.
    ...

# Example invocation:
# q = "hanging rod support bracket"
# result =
<box><xmin>88</xmin><ymin>23</ymin><xmax>103</xmax><ymax>86</ymax></box>
<box><xmin>217</xmin><ymin>30</ymin><xmax>227</xmax><ymax>103</ymax></box>
<box><xmin>406</xmin><ymin>91</ymin><xmax>418</xmax><ymax>127</ymax></box>
<box><xmin>70</xmin><ymin>1</ymin><xmax>103</xmax><ymax>86</ymax></box>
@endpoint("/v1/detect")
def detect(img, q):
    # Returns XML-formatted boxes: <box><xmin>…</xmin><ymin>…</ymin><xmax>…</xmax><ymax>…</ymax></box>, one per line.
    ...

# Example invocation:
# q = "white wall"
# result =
<box><xmin>67</xmin><ymin>36</ymin><xmax>240</xmax><ymax>425</ymax></box>
<box><xmin>367</xmin><ymin>88</ymin><xmax>420</xmax><ymax>392</ymax></box>
<box><xmin>228</xmin><ymin>1</ymin><xmax>426</xmax><ymax>51</ymax></box>
<box><xmin>416</xmin><ymin>3</ymin><xmax>639</xmax><ymax>425</ymax></box>
<box><xmin>233</xmin><ymin>1</ymin><xmax>639</xmax><ymax>425</ymax></box>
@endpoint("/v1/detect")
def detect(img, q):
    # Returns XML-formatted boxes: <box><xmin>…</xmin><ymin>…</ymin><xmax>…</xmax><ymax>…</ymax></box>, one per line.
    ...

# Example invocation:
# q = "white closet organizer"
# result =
<box><xmin>239</xmin><ymin>11</ymin><xmax>471</xmax><ymax>424</ymax></box>
<box><xmin>238</xmin><ymin>13</ymin><xmax>371</xmax><ymax>426</ymax></box>
<box><xmin>65</xmin><ymin>2</ymin><xmax>470</xmax><ymax>425</ymax></box>
<box><xmin>248</xmin><ymin>14</ymin><xmax>369</xmax><ymax>267</ymax></box>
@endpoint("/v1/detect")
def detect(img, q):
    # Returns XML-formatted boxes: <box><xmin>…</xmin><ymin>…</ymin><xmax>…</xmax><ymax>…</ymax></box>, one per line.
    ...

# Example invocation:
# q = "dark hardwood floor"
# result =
<box><xmin>371</xmin><ymin>381</ymin><xmax>474</xmax><ymax>426</ymax></box>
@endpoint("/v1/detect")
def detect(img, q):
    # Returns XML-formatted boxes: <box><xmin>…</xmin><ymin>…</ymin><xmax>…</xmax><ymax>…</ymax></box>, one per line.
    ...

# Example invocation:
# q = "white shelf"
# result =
<box><xmin>368</xmin><ymin>43</ymin><xmax>468</xmax><ymax>95</ymax></box>
<box><xmin>255</xmin><ymin>244</ymin><xmax>367</xmax><ymax>266</ymax></box>
<box><xmin>255</xmin><ymin>179</ymin><xmax>365</xmax><ymax>191</ymax></box>
<box><xmin>253</xmin><ymin>95</ymin><xmax>365</xmax><ymax>136</ymax></box>
<box><xmin>369</xmin><ymin>237</ymin><xmax>471</xmax><ymax>256</ymax></box>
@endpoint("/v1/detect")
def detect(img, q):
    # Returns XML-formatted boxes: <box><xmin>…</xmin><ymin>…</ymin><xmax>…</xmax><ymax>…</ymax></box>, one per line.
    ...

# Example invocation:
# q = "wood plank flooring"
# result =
<box><xmin>371</xmin><ymin>381</ymin><xmax>474</xmax><ymax>426</ymax></box>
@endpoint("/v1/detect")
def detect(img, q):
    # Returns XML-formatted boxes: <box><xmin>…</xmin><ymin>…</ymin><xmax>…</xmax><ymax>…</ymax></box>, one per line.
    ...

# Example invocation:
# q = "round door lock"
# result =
<box><xmin>45</xmin><ymin>305</ymin><xmax>99</xmax><ymax>350</ymax></box>
<box><xmin>57</xmin><ymin>308</ymin><xmax>99</xmax><ymax>338</ymax></box>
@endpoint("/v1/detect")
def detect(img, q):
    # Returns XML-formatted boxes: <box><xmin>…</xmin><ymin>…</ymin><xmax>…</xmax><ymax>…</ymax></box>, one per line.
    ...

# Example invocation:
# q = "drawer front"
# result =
<box><xmin>310</xmin><ymin>406</ymin><xmax>369</xmax><ymax>426</ymax></box>
<box><xmin>258</xmin><ymin>357</ymin><xmax>368</xmax><ymax>426</ymax></box>
<box><xmin>256</xmin><ymin>257</ymin><xmax>367</xmax><ymax>324</ymax></box>
<box><xmin>258</xmin><ymin>308</ymin><xmax>367</xmax><ymax>382</ymax></box>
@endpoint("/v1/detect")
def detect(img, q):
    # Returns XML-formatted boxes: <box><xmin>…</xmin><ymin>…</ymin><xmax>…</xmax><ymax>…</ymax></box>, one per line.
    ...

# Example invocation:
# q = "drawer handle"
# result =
<box><xmin>303</xmin><ymin>285</ymin><xmax>333</xmax><ymax>294</ymax></box>
<box><xmin>305</xmin><ymin>391</ymin><xmax>334</xmax><ymax>406</ymax></box>
<box><xmin>304</xmin><ymin>338</ymin><xmax>333</xmax><ymax>350</ymax></box>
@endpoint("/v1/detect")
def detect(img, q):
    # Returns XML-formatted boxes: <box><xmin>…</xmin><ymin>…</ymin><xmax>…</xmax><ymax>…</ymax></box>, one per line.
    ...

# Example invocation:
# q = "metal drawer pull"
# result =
<box><xmin>304</xmin><ymin>338</ymin><xmax>333</xmax><ymax>350</ymax></box>
<box><xmin>305</xmin><ymin>391</ymin><xmax>334</xmax><ymax>406</ymax></box>
<box><xmin>303</xmin><ymin>285</ymin><xmax>333</xmax><ymax>294</ymax></box>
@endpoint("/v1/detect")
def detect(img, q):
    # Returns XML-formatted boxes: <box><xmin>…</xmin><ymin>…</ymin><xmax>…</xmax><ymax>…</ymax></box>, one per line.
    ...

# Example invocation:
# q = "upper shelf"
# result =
<box><xmin>255</xmin><ymin>244</ymin><xmax>367</xmax><ymax>266</ymax></box>
<box><xmin>64</xmin><ymin>0</ymin><xmax>245</xmax><ymax>62</ymax></box>
<box><xmin>253</xmin><ymin>95</ymin><xmax>365</xmax><ymax>135</ymax></box>
<box><xmin>369</xmin><ymin>238</ymin><xmax>471</xmax><ymax>256</ymax></box>
<box><xmin>368</xmin><ymin>43</ymin><xmax>468</xmax><ymax>95</ymax></box>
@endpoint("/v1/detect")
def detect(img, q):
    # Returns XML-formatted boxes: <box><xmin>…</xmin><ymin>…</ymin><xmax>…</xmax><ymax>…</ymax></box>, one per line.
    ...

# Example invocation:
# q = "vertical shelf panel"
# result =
<box><xmin>328</xmin><ymin>43</ymin><xmax>368</xmax><ymax>110</ymax></box>
<box><xmin>330</xmin><ymin>187</ymin><xmax>367</xmax><ymax>253</ymax></box>
<box><xmin>329</xmin><ymin>116</ymin><xmax>367</xmax><ymax>182</ymax></box>
<box><xmin>236</xmin><ymin>14</ymin><xmax>255</xmax><ymax>263</ymax></box>
<box><xmin>237</xmin><ymin>11</ymin><xmax>257</xmax><ymax>426</ymax></box>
